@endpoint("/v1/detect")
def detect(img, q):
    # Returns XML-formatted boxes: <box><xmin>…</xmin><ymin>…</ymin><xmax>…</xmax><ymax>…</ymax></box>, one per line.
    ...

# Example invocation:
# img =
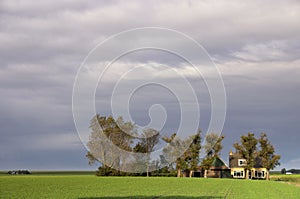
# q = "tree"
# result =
<box><xmin>86</xmin><ymin>115</ymin><xmax>136</xmax><ymax>175</ymax></box>
<box><xmin>201</xmin><ymin>133</ymin><xmax>224</xmax><ymax>178</ymax></box>
<box><xmin>86</xmin><ymin>151</ymin><xmax>97</xmax><ymax>166</ymax></box>
<box><xmin>234</xmin><ymin>132</ymin><xmax>257</xmax><ymax>179</ymax></box>
<box><xmin>162</xmin><ymin>130</ymin><xmax>202</xmax><ymax>177</ymax></box>
<box><xmin>134</xmin><ymin>128</ymin><xmax>160</xmax><ymax>177</ymax></box>
<box><xmin>162</xmin><ymin>133</ymin><xmax>189</xmax><ymax>177</ymax></box>
<box><xmin>187</xmin><ymin>130</ymin><xmax>202</xmax><ymax>177</ymax></box>
<box><xmin>233</xmin><ymin>132</ymin><xmax>281</xmax><ymax>180</ymax></box>
<box><xmin>258</xmin><ymin>133</ymin><xmax>280</xmax><ymax>180</ymax></box>
<box><xmin>281</xmin><ymin>168</ymin><xmax>286</xmax><ymax>174</ymax></box>
<box><xmin>133</xmin><ymin>142</ymin><xmax>147</xmax><ymax>175</ymax></box>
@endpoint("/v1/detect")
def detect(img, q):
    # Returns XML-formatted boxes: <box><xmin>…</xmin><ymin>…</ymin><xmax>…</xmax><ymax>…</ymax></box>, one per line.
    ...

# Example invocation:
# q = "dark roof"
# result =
<box><xmin>229</xmin><ymin>152</ymin><xmax>265</xmax><ymax>168</ymax></box>
<box><xmin>229</xmin><ymin>152</ymin><xmax>243</xmax><ymax>168</ymax></box>
<box><xmin>210</xmin><ymin>157</ymin><xmax>229</xmax><ymax>169</ymax></box>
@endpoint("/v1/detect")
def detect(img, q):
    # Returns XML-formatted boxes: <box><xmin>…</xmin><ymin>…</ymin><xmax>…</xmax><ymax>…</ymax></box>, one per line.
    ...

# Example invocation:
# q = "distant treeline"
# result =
<box><xmin>287</xmin><ymin>169</ymin><xmax>300</xmax><ymax>174</ymax></box>
<box><xmin>3</xmin><ymin>170</ymin><xmax>96</xmax><ymax>175</ymax></box>
<box><xmin>7</xmin><ymin>170</ymin><xmax>31</xmax><ymax>175</ymax></box>
<box><xmin>96</xmin><ymin>166</ymin><xmax>177</xmax><ymax>177</ymax></box>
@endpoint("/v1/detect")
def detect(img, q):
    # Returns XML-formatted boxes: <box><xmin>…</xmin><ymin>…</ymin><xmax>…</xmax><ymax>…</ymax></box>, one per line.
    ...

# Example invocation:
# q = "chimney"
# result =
<box><xmin>229</xmin><ymin>150</ymin><xmax>233</xmax><ymax>168</ymax></box>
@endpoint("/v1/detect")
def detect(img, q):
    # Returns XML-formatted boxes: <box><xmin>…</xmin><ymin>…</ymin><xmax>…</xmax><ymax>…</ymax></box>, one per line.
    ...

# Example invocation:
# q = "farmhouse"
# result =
<box><xmin>229</xmin><ymin>151</ymin><xmax>268</xmax><ymax>179</ymax></box>
<box><xmin>185</xmin><ymin>151</ymin><xmax>268</xmax><ymax>179</ymax></box>
<box><xmin>183</xmin><ymin>150</ymin><xmax>269</xmax><ymax>179</ymax></box>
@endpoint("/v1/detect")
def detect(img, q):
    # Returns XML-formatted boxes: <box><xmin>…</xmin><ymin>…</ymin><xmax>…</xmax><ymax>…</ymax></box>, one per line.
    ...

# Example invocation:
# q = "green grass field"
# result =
<box><xmin>1</xmin><ymin>174</ymin><xmax>300</xmax><ymax>198</ymax></box>
<box><xmin>270</xmin><ymin>174</ymin><xmax>300</xmax><ymax>186</ymax></box>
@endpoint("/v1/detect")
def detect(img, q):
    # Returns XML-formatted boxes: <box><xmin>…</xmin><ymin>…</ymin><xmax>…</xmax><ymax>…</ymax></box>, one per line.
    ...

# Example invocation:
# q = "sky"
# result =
<box><xmin>1</xmin><ymin>0</ymin><xmax>300</xmax><ymax>171</ymax></box>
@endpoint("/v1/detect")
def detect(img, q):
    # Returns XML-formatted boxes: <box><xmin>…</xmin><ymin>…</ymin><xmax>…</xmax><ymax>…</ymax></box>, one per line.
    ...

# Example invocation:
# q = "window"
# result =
<box><xmin>233</xmin><ymin>170</ymin><xmax>244</xmax><ymax>178</ymax></box>
<box><xmin>238</xmin><ymin>159</ymin><xmax>247</xmax><ymax>166</ymax></box>
<box><xmin>254</xmin><ymin>171</ymin><xmax>265</xmax><ymax>178</ymax></box>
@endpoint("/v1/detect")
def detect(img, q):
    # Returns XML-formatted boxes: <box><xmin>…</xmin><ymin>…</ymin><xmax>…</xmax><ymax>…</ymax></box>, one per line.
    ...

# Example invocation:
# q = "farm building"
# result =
<box><xmin>183</xmin><ymin>157</ymin><xmax>230</xmax><ymax>178</ymax></box>
<box><xmin>182</xmin><ymin>151</ymin><xmax>268</xmax><ymax>179</ymax></box>
<box><xmin>204</xmin><ymin>157</ymin><xmax>231</xmax><ymax>178</ymax></box>
<box><xmin>229</xmin><ymin>151</ymin><xmax>268</xmax><ymax>179</ymax></box>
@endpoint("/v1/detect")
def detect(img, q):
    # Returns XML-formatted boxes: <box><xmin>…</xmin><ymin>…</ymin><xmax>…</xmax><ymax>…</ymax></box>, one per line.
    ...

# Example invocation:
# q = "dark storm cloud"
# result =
<box><xmin>1</xmin><ymin>0</ymin><xmax>300</xmax><ymax>170</ymax></box>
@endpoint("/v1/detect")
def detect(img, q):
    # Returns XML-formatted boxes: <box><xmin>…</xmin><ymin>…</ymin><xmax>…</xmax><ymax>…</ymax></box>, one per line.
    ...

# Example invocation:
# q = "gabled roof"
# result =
<box><xmin>229</xmin><ymin>152</ymin><xmax>244</xmax><ymax>168</ymax></box>
<box><xmin>229</xmin><ymin>152</ymin><xmax>265</xmax><ymax>168</ymax></box>
<box><xmin>211</xmin><ymin>157</ymin><xmax>229</xmax><ymax>168</ymax></box>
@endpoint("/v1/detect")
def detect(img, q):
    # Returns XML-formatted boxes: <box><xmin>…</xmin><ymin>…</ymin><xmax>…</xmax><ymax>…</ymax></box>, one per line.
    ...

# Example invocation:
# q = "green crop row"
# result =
<box><xmin>1</xmin><ymin>175</ymin><xmax>300</xmax><ymax>198</ymax></box>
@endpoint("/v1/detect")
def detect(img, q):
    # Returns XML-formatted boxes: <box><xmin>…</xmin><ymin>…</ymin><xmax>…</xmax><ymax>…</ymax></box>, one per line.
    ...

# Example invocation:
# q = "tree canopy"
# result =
<box><xmin>234</xmin><ymin>132</ymin><xmax>258</xmax><ymax>171</ymax></box>
<box><xmin>201</xmin><ymin>133</ymin><xmax>225</xmax><ymax>178</ymax></box>
<box><xmin>233</xmin><ymin>132</ymin><xmax>280</xmax><ymax>179</ymax></box>
<box><xmin>86</xmin><ymin>115</ymin><xmax>280</xmax><ymax>179</ymax></box>
<box><xmin>258</xmin><ymin>133</ymin><xmax>280</xmax><ymax>170</ymax></box>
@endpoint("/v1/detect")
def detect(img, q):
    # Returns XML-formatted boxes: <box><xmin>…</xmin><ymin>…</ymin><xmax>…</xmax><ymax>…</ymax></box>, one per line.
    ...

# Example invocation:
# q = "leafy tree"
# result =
<box><xmin>162</xmin><ymin>133</ymin><xmax>189</xmax><ymax>177</ymax></box>
<box><xmin>141</xmin><ymin>129</ymin><xmax>160</xmax><ymax>154</ymax></box>
<box><xmin>281</xmin><ymin>168</ymin><xmax>286</xmax><ymax>174</ymax></box>
<box><xmin>86</xmin><ymin>115</ymin><xmax>136</xmax><ymax>175</ymax></box>
<box><xmin>258</xmin><ymin>133</ymin><xmax>280</xmax><ymax>179</ymax></box>
<box><xmin>133</xmin><ymin>128</ymin><xmax>160</xmax><ymax>177</ymax></box>
<box><xmin>233</xmin><ymin>132</ymin><xmax>257</xmax><ymax>179</ymax></box>
<box><xmin>162</xmin><ymin>130</ymin><xmax>202</xmax><ymax>177</ymax></box>
<box><xmin>205</xmin><ymin>134</ymin><xmax>224</xmax><ymax>157</ymax></box>
<box><xmin>201</xmin><ymin>133</ymin><xmax>224</xmax><ymax>178</ymax></box>
<box><xmin>187</xmin><ymin>130</ymin><xmax>202</xmax><ymax>177</ymax></box>
<box><xmin>86</xmin><ymin>151</ymin><xmax>97</xmax><ymax>166</ymax></box>
<box><xmin>233</xmin><ymin>132</ymin><xmax>281</xmax><ymax>180</ymax></box>
<box><xmin>157</xmin><ymin>154</ymin><xmax>176</xmax><ymax>176</ymax></box>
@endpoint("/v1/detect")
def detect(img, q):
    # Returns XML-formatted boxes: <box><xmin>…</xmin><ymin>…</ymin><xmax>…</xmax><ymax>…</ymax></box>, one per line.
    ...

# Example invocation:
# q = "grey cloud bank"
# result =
<box><xmin>0</xmin><ymin>0</ymin><xmax>299</xmax><ymax>170</ymax></box>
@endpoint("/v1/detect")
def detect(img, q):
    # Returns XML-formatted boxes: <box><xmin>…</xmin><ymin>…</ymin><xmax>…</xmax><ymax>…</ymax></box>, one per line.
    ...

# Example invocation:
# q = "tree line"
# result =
<box><xmin>86</xmin><ymin>115</ymin><xmax>280</xmax><ymax>178</ymax></box>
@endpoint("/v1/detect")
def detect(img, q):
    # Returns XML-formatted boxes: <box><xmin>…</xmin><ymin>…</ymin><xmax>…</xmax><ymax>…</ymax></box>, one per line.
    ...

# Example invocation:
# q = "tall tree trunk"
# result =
<box><xmin>266</xmin><ymin>170</ymin><xmax>270</xmax><ymax>180</ymax></box>
<box><xmin>246</xmin><ymin>169</ymin><xmax>249</xmax><ymax>179</ymax></box>
<box><xmin>204</xmin><ymin>169</ymin><xmax>208</xmax><ymax>178</ymax></box>
<box><xmin>177</xmin><ymin>169</ymin><xmax>181</xmax><ymax>177</ymax></box>
<box><xmin>189</xmin><ymin>170</ymin><xmax>193</xmax><ymax>178</ymax></box>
